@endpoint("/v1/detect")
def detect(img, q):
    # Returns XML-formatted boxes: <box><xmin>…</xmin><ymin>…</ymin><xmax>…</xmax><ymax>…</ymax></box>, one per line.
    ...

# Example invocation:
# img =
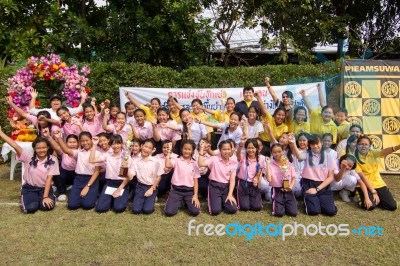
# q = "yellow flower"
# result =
<box><xmin>38</xmin><ymin>71</ymin><xmax>45</xmax><ymax>78</ymax></box>
<box><xmin>60</xmin><ymin>62</ymin><xmax>67</xmax><ymax>68</ymax></box>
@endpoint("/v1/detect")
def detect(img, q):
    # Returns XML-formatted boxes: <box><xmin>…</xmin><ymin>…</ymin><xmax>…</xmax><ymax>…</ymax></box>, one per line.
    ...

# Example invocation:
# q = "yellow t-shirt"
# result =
<box><xmin>289</xmin><ymin>120</ymin><xmax>310</xmax><ymax>137</ymax></box>
<box><xmin>170</xmin><ymin>110</ymin><xmax>182</xmax><ymax>124</ymax></box>
<box><xmin>309</xmin><ymin>106</ymin><xmax>338</xmax><ymax>143</ymax></box>
<box><xmin>191</xmin><ymin>112</ymin><xmax>213</xmax><ymax>133</ymax></box>
<box><xmin>211</xmin><ymin>110</ymin><xmax>232</xmax><ymax>123</ymax></box>
<box><xmin>140</xmin><ymin>104</ymin><xmax>157</xmax><ymax>123</ymax></box>
<box><xmin>355</xmin><ymin>149</ymin><xmax>386</xmax><ymax>188</ymax></box>
<box><xmin>336</xmin><ymin>120</ymin><xmax>350</xmax><ymax>143</ymax></box>
<box><xmin>259</xmin><ymin>112</ymin><xmax>288</xmax><ymax>142</ymax></box>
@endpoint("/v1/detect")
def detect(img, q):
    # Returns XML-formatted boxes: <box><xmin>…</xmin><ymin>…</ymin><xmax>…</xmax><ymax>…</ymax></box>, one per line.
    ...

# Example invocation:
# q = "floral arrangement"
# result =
<box><xmin>7</xmin><ymin>54</ymin><xmax>91</xmax><ymax>119</ymax></box>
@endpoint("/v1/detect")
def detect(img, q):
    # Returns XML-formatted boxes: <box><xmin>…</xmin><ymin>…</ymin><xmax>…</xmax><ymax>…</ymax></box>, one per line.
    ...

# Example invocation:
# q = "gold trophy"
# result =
<box><xmin>280</xmin><ymin>155</ymin><xmax>290</xmax><ymax>190</ymax></box>
<box><xmin>118</xmin><ymin>140</ymin><xmax>133</xmax><ymax>177</ymax></box>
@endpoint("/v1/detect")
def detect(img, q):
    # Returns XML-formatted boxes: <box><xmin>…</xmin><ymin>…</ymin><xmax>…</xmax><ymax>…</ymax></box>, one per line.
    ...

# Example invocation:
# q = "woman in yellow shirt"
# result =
<box><xmin>125</xmin><ymin>92</ymin><xmax>160</xmax><ymax>123</ymax></box>
<box><xmin>354</xmin><ymin>135</ymin><xmax>398</xmax><ymax>211</ymax></box>
<box><xmin>288</xmin><ymin>106</ymin><xmax>310</xmax><ymax>137</ymax></box>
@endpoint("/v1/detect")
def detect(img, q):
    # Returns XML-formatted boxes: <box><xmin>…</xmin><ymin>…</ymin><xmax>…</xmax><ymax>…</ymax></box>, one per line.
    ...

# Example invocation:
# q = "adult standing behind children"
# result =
<box><xmin>234</xmin><ymin>86</ymin><xmax>260</xmax><ymax>118</ymax></box>
<box><xmin>28</xmin><ymin>89</ymin><xmax>88</xmax><ymax>120</ymax></box>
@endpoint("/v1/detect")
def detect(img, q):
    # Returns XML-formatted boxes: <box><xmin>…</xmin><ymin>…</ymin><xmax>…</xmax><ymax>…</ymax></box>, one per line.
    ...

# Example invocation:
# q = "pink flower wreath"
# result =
<box><xmin>7</xmin><ymin>54</ymin><xmax>91</xmax><ymax>119</ymax></box>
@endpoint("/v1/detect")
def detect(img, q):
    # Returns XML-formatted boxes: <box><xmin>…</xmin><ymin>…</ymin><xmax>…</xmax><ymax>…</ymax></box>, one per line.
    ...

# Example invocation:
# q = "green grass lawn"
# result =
<box><xmin>0</xmin><ymin>164</ymin><xmax>399</xmax><ymax>265</ymax></box>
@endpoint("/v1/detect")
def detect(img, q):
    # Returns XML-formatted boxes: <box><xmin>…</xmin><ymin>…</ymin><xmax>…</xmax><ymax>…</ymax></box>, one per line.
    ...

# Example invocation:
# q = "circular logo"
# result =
<box><xmin>362</xmin><ymin>99</ymin><xmax>380</xmax><ymax>116</ymax></box>
<box><xmin>385</xmin><ymin>154</ymin><xmax>400</xmax><ymax>171</ymax></box>
<box><xmin>344</xmin><ymin>81</ymin><xmax>362</xmax><ymax>97</ymax></box>
<box><xmin>381</xmin><ymin>81</ymin><xmax>399</xmax><ymax>98</ymax></box>
<box><xmin>369</xmin><ymin>135</ymin><xmax>382</xmax><ymax>150</ymax></box>
<box><xmin>383</xmin><ymin>117</ymin><xmax>400</xmax><ymax>134</ymax></box>
<box><xmin>348</xmin><ymin>116</ymin><xmax>362</xmax><ymax>126</ymax></box>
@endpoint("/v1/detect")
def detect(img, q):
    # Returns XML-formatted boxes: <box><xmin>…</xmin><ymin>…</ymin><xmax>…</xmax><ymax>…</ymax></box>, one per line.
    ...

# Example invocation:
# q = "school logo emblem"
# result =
<box><xmin>362</xmin><ymin>99</ymin><xmax>380</xmax><ymax>116</ymax></box>
<box><xmin>385</xmin><ymin>154</ymin><xmax>400</xmax><ymax>171</ymax></box>
<box><xmin>369</xmin><ymin>135</ymin><xmax>382</xmax><ymax>150</ymax></box>
<box><xmin>383</xmin><ymin>117</ymin><xmax>400</xmax><ymax>134</ymax></box>
<box><xmin>344</xmin><ymin>81</ymin><xmax>362</xmax><ymax>97</ymax></box>
<box><xmin>381</xmin><ymin>81</ymin><xmax>399</xmax><ymax>98</ymax></box>
<box><xmin>348</xmin><ymin>116</ymin><xmax>362</xmax><ymax>126</ymax></box>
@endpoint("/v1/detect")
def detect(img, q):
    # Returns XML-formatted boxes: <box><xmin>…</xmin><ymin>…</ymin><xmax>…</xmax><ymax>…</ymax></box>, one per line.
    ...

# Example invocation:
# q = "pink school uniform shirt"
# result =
<box><xmin>268</xmin><ymin>159</ymin><xmax>296</xmax><ymax>188</ymax></box>
<box><xmin>73</xmin><ymin>149</ymin><xmax>98</xmax><ymax>175</ymax></box>
<box><xmin>170</xmin><ymin>157</ymin><xmax>200</xmax><ymax>187</ymax></box>
<box><xmin>26</xmin><ymin>114</ymin><xmax>61</xmax><ymax>138</ymax></box>
<box><xmin>60</xmin><ymin>117</ymin><xmax>81</xmax><ymax>137</ymax></box>
<box><xmin>106</xmin><ymin>124</ymin><xmax>133</xmax><ymax>142</ymax></box>
<box><xmin>156</xmin><ymin>153</ymin><xmax>178</xmax><ymax>174</ymax></box>
<box><xmin>155</xmin><ymin>120</ymin><xmax>181</xmax><ymax>141</ymax></box>
<box><xmin>208</xmin><ymin>156</ymin><xmax>238</xmax><ymax>184</ymax></box>
<box><xmin>17</xmin><ymin>150</ymin><xmax>60</xmax><ymax>187</ymax></box>
<box><xmin>81</xmin><ymin>113</ymin><xmax>104</xmax><ymax>137</ymax></box>
<box><xmin>133</xmin><ymin>121</ymin><xmax>153</xmax><ymax>140</ymax></box>
<box><xmin>60</xmin><ymin>151</ymin><xmax>77</xmax><ymax>171</ymax></box>
<box><xmin>97</xmin><ymin>152</ymin><xmax>135</xmax><ymax>181</ymax></box>
<box><xmin>96</xmin><ymin>147</ymin><xmax>113</xmax><ymax>172</ymax></box>
<box><xmin>133</xmin><ymin>156</ymin><xmax>164</xmax><ymax>185</ymax></box>
<box><xmin>237</xmin><ymin>156</ymin><xmax>266</xmax><ymax>182</ymax></box>
<box><xmin>300</xmin><ymin>151</ymin><xmax>336</xmax><ymax>182</ymax></box>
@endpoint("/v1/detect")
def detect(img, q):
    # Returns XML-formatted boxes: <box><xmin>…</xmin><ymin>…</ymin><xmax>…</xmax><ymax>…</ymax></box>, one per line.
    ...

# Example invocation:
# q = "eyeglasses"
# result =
<box><xmin>357</xmin><ymin>144</ymin><xmax>370</xmax><ymax>147</ymax></box>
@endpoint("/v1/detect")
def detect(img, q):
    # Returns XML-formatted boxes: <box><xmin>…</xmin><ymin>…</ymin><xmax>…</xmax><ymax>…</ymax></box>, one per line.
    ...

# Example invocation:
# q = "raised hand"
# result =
<box><xmin>92</xmin><ymin>136</ymin><xmax>99</xmax><ymax>145</ymax></box>
<box><xmin>42</xmin><ymin>128</ymin><xmax>50</xmax><ymax>138</ymax></box>
<box><xmin>265</xmin><ymin>76</ymin><xmax>270</xmax><ymax>86</ymax></box>
<box><xmin>299</xmin><ymin>89</ymin><xmax>305</xmax><ymax>97</ymax></box>
<box><xmin>30</xmin><ymin>88</ymin><xmax>38</xmax><ymax>98</ymax></box>
<box><xmin>53</xmin><ymin>130</ymin><xmax>62</xmax><ymax>139</ymax></box>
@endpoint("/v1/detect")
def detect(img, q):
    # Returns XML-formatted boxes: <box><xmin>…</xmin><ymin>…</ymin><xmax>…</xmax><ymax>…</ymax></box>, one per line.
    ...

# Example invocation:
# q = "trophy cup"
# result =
<box><xmin>280</xmin><ymin>155</ymin><xmax>290</xmax><ymax>190</ymax></box>
<box><xmin>118</xmin><ymin>140</ymin><xmax>133</xmax><ymax>177</ymax></box>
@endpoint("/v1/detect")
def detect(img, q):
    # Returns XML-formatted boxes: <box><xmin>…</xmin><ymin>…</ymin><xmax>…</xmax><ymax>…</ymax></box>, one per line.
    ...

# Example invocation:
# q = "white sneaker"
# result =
<box><xmin>339</xmin><ymin>190</ymin><xmax>350</xmax><ymax>202</ymax></box>
<box><xmin>58</xmin><ymin>194</ymin><xmax>67</xmax><ymax>202</ymax></box>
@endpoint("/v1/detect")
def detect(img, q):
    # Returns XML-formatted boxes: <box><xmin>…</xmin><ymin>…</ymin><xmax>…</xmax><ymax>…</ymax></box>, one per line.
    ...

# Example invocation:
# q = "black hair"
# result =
<box><xmin>345</xmin><ymin>135</ymin><xmax>358</xmax><ymax>154</ymax></box>
<box><xmin>125</xmin><ymin>101</ymin><xmax>135</xmax><ymax>109</ymax></box>
<box><xmin>79</xmin><ymin>131</ymin><xmax>92</xmax><ymax>141</ymax></box>
<box><xmin>218</xmin><ymin>140</ymin><xmax>232</xmax><ymax>150</ymax></box>
<box><xmin>66</xmin><ymin>134</ymin><xmax>79</xmax><ymax>143</ymax></box>
<box><xmin>134</xmin><ymin>108</ymin><xmax>146</xmax><ymax>117</ymax></box>
<box><xmin>226</xmin><ymin>97</ymin><xmax>236</xmax><ymax>104</ymax></box>
<box><xmin>180</xmin><ymin>139</ymin><xmax>196</xmax><ymax>158</ymax></box>
<box><xmin>97</xmin><ymin>132</ymin><xmax>111</xmax><ymax>139</ymax></box>
<box><xmin>248</xmin><ymin>105</ymin><xmax>261</xmax><ymax>119</ymax></box>
<box><xmin>244</xmin><ymin>138</ymin><xmax>259</xmax><ymax>164</ymax></box>
<box><xmin>109</xmin><ymin>134</ymin><xmax>123</xmax><ymax>145</ymax></box>
<box><xmin>161</xmin><ymin>139</ymin><xmax>172</xmax><ymax>147</ymax></box>
<box><xmin>29</xmin><ymin>137</ymin><xmax>55</xmax><ymax>168</ymax></box>
<box><xmin>224</xmin><ymin>112</ymin><xmax>242</xmax><ymax>134</ymax></box>
<box><xmin>131</xmin><ymin>138</ymin><xmax>141</xmax><ymax>145</ymax></box>
<box><xmin>307</xmin><ymin>134</ymin><xmax>324</xmax><ymax>166</ymax></box>
<box><xmin>350</xmin><ymin>124</ymin><xmax>363</xmax><ymax>133</ymax></box>
<box><xmin>282</xmin><ymin>91</ymin><xmax>294</xmax><ymax>99</ymax></box>
<box><xmin>56</xmin><ymin>107</ymin><xmax>70</xmax><ymax>126</ymax></box>
<box><xmin>296</xmin><ymin>132</ymin><xmax>311</xmax><ymax>147</ymax></box>
<box><xmin>191</xmin><ymin>98</ymin><xmax>203</xmax><ymax>106</ymax></box>
<box><xmin>272</xmin><ymin>107</ymin><xmax>286</xmax><ymax>119</ymax></box>
<box><xmin>243</xmin><ymin>86</ymin><xmax>254</xmax><ymax>93</ymax></box>
<box><xmin>179</xmin><ymin>108</ymin><xmax>191</xmax><ymax>139</ymax></box>
<box><xmin>167</xmin><ymin>97</ymin><xmax>178</xmax><ymax>104</ymax></box>
<box><xmin>321</xmin><ymin>105</ymin><xmax>333</xmax><ymax>114</ymax></box>
<box><xmin>81</xmin><ymin>103</ymin><xmax>95</xmax><ymax>125</ymax></box>
<box><xmin>142</xmin><ymin>138</ymin><xmax>156</xmax><ymax>148</ymax></box>
<box><xmin>354</xmin><ymin>135</ymin><xmax>371</xmax><ymax>164</ymax></box>
<box><xmin>336</xmin><ymin>107</ymin><xmax>348</xmax><ymax>116</ymax></box>
<box><xmin>226</xmin><ymin>138</ymin><xmax>237</xmax><ymax>149</ymax></box>
<box><xmin>294</xmin><ymin>106</ymin><xmax>308</xmax><ymax>122</ymax></box>
<box><xmin>36</xmin><ymin>110</ymin><xmax>53</xmax><ymax>137</ymax></box>
<box><xmin>107</xmin><ymin>103</ymin><xmax>120</xmax><ymax>124</ymax></box>
<box><xmin>150</xmin><ymin>98</ymin><xmax>161</xmax><ymax>106</ymax></box>
<box><xmin>339</xmin><ymin>154</ymin><xmax>357</xmax><ymax>170</ymax></box>
<box><xmin>156</xmin><ymin>107</ymin><xmax>172</xmax><ymax>123</ymax></box>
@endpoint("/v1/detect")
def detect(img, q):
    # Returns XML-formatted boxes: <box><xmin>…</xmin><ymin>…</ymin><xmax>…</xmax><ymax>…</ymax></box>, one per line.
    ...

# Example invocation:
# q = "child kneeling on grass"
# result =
<box><xmin>164</xmin><ymin>139</ymin><xmax>201</xmax><ymax>216</ymax></box>
<box><xmin>289</xmin><ymin>134</ymin><xmax>337</xmax><ymax>216</ymax></box>
<box><xmin>266</xmin><ymin>143</ymin><xmax>298</xmax><ymax>217</ymax></box>
<box><xmin>0</xmin><ymin>126</ymin><xmax>59</xmax><ymax>213</ymax></box>
<box><xmin>90</xmin><ymin>135</ymin><xmax>133</xmax><ymax>213</ymax></box>
<box><xmin>131</xmin><ymin>139</ymin><xmax>164</xmax><ymax>214</ymax></box>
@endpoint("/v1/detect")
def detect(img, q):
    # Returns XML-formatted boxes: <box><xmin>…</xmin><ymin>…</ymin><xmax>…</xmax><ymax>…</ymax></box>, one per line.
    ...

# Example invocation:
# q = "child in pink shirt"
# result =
<box><xmin>133</xmin><ymin>109</ymin><xmax>153</xmax><ymax>141</ymax></box>
<box><xmin>289</xmin><ymin>133</ymin><xmax>337</xmax><ymax>216</ymax></box>
<box><xmin>153</xmin><ymin>107</ymin><xmax>181</xmax><ymax>154</ymax></box>
<box><xmin>155</xmin><ymin>140</ymin><xmax>179</xmax><ymax>196</ymax></box>
<box><xmin>132</xmin><ymin>139</ymin><xmax>164</xmax><ymax>214</ymax></box>
<box><xmin>78</xmin><ymin>103</ymin><xmax>104</xmax><ymax>137</ymax></box>
<box><xmin>266</xmin><ymin>143</ymin><xmax>298</xmax><ymax>217</ymax></box>
<box><xmin>165</xmin><ymin>139</ymin><xmax>201</xmax><ymax>216</ymax></box>
<box><xmin>198</xmin><ymin>140</ymin><xmax>238</xmax><ymax>215</ymax></box>
<box><xmin>45</xmin><ymin>131</ymin><xmax>78</xmax><ymax>202</ymax></box>
<box><xmin>90</xmin><ymin>135</ymin><xmax>134</xmax><ymax>213</ymax></box>
<box><xmin>55</xmin><ymin>131</ymin><xmax>101</xmax><ymax>210</ymax></box>
<box><xmin>236</xmin><ymin>138</ymin><xmax>264</xmax><ymax>212</ymax></box>
<box><xmin>103</xmin><ymin>110</ymin><xmax>138</xmax><ymax>142</ymax></box>
<box><xmin>0</xmin><ymin>127</ymin><xmax>59</xmax><ymax>213</ymax></box>
<box><xmin>56</xmin><ymin>107</ymin><xmax>82</xmax><ymax>137</ymax></box>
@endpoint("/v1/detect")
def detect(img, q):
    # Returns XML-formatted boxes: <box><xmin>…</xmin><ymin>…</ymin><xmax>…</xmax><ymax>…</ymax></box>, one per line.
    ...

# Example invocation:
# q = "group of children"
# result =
<box><xmin>2</xmin><ymin>79</ymin><xmax>398</xmax><ymax>215</ymax></box>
